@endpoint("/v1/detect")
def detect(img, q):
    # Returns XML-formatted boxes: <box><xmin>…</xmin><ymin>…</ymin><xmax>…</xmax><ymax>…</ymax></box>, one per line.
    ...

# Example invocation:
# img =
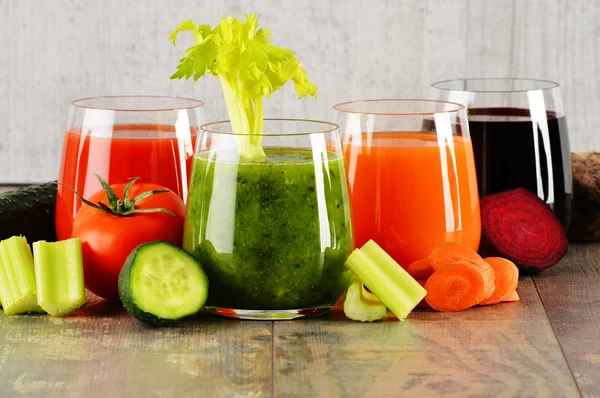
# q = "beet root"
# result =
<box><xmin>479</xmin><ymin>188</ymin><xmax>568</xmax><ymax>273</ymax></box>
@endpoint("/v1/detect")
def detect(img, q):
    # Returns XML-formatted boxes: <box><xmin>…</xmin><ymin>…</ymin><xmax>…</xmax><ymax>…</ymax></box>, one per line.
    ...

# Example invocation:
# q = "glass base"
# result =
<box><xmin>206</xmin><ymin>305</ymin><xmax>332</xmax><ymax>320</ymax></box>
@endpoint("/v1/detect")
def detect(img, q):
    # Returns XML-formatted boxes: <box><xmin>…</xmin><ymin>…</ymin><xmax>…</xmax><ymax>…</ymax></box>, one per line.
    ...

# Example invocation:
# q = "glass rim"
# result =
<box><xmin>71</xmin><ymin>95</ymin><xmax>205</xmax><ymax>112</ymax></box>
<box><xmin>200</xmin><ymin>118</ymin><xmax>340</xmax><ymax>136</ymax></box>
<box><xmin>332</xmin><ymin>99</ymin><xmax>465</xmax><ymax>116</ymax></box>
<box><xmin>431</xmin><ymin>78</ymin><xmax>560</xmax><ymax>93</ymax></box>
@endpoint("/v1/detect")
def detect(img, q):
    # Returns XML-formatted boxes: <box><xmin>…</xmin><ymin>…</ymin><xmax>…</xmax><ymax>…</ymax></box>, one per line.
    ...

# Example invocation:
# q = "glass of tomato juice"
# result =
<box><xmin>55</xmin><ymin>96</ymin><xmax>204</xmax><ymax>240</ymax></box>
<box><xmin>334</xmin><ymin>99</ymin><xmax>481</xmax><ymax>266</ymax></box>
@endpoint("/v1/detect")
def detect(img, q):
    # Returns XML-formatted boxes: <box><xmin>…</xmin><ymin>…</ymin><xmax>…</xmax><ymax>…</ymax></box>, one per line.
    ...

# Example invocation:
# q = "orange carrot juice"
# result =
<box><xmin>343</xmin><ymin>132</ymin><xmax>481</xmax><ymax>266</ymax></box>
<box><xmin>56</xmin><ymin>124</ymin><xmax>196</xmax><ymax>240</ymax></box>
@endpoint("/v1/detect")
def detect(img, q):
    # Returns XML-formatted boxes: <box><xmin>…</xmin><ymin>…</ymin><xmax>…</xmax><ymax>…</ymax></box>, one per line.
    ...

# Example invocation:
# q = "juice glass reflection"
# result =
<box><xmin>335</xmin><ymin>99</ymin><xmax>480</xmax><ymax>266</ymax></box>
<box><xmin>56</xmin><ymin>96</ymin><xmax>204</xmax><ymax>240</ymax></box>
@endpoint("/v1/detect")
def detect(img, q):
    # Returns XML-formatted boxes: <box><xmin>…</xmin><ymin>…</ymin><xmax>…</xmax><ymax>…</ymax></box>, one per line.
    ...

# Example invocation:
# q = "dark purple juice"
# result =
<box><xmin>468</xmin><ymin>107</ymin><xmax>572</xmax><ymax>229</ymax></box>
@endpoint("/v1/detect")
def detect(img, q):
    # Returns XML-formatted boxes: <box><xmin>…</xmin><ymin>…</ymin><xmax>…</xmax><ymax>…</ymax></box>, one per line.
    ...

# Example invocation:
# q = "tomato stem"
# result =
<box><xmin>70</xmin><ymin>175</ymin><xmax>176</xmax><ymax>217</ymax></box>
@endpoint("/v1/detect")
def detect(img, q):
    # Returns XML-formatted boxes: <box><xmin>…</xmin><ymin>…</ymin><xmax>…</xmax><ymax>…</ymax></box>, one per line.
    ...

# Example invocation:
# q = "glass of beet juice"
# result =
<box><xmin>183</xmin><ymin>119</ymin><xmax>354</xmax><ymax>320</ymax></box>
<box><xmin>335</xmin><ymin>99</ymin><xmax>481</xmax><ymax>267</ymax></box>
<box><xmin>55</xmin><ymin>96</ymin><xmax>204</xmax><ymax>240</ymax></box>
<box><xmin>432</xmin><ymin>78</ymin><xmax>572</xmax><ymax>229</ymax></box>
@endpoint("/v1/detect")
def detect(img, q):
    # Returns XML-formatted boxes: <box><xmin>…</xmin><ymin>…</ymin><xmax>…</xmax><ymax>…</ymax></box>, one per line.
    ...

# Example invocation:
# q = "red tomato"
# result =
<box><xmin>72</xmin><ymin>183</ymin><xmax>185</xmax><ymax>301</ymax></box>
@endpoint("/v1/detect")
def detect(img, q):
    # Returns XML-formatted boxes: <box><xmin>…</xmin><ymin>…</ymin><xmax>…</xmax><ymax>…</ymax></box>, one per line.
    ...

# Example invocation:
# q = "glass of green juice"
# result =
<box><xmin>183</xmin><ymin>119</ymin><xmax>354</xmax><ymax>320</ymax></box>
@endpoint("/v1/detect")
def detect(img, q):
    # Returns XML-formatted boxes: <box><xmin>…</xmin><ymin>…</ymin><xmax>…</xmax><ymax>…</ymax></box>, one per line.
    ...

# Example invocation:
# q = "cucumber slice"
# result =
<box><xmin>0</xmin><ymin>236</ymin><xmax>43</xmax><ymax>314</ymax></box>
<box><xmin>33</xmin><ymin>239</ymin><xmax>85</xmax><ymax>316</ymax></box>
<box><xmin>118</xmin><ymin>241</ymin><xmax>208</xmax><ymax>326</ymax></box>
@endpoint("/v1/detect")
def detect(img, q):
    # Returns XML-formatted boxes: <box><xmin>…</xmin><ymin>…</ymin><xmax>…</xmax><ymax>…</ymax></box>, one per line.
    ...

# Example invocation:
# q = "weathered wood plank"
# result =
<box><xmin>533</xmin><ymin>243</ymin><xmax>600</xmax><ymax>397</ymax></box>
<box><xmin>273</xmin><ymin>277</ymin><xmax>579</xmax><ymax>397</ymax></box>
<box><xmin>0</xmin><ymin>294</ymin><xmax>272</xmax><ymax>397</ymax></box>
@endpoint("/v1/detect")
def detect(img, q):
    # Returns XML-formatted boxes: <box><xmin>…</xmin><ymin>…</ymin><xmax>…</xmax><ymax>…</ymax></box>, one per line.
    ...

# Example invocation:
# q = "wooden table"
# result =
<box><xmin>0</xmin><ymin>186</ymin><xmax>598</xmax><ymax>397</ymax></box>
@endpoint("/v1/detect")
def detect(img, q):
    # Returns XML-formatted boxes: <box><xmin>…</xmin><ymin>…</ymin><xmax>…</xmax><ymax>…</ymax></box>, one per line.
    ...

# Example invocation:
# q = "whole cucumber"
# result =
<box><xmin>0</xmin><ymin>181</ymin><xmax>57</xmax><ymax>242</ymax></box>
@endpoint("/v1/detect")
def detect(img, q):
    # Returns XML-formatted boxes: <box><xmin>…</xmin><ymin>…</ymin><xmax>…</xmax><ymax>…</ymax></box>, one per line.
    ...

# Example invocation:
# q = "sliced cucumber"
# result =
<box><xmin>118</xmin><ymin>241</ymin><xmax>208</xmax><ymax>326</ymax></box>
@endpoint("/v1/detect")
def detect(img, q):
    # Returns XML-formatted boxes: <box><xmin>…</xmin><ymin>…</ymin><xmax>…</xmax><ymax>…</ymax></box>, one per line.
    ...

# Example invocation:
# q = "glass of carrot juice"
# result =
<box><xmin>334</xmin><ymin>99</ymin><xmax>480</xmax><ymax>266</ymax></box>
<box><xmin>55</xmin><ymin>96</ymin><xmax>204</xmax><ymax>240</ymax></box>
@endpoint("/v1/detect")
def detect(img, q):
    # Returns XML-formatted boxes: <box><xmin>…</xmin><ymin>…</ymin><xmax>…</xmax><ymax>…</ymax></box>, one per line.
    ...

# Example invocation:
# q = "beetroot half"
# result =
<box><xmin>479</xmin><ymin>188</ymin><xmax>568</xmax><ymax>273</ymax></box>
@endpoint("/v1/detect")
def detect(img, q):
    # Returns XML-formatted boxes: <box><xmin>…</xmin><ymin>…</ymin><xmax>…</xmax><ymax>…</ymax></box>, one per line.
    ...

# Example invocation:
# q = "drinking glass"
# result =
<box><xmin>432</xmin><ymin>78</ymin><xmax>572</xmax><ymax>229</ymax></box>
<box><xmin>56</xmin><ymin>96</ymin><xmax>204</xmax><ymax>240</ymax></box>
<box><xmin>334</xmin><ymin>99</ymin><xmax>480</xmax><ymax>266</ymax></box>
<box><xmin>183</xmin><ymin>119</ymin><xmax>354</xmax><ymax>320</ymax></box>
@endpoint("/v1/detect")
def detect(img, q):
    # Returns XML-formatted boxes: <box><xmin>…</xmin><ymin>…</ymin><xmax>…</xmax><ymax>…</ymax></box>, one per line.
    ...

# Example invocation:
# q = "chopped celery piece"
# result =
<box><xmin>33</xmin><ymin>239</ymin><xmax>85</xmax><ymax>316</ymax></box>
<box><xmin>343</xmin><ymin>278</ymin><xmax>387</xmax><ymax>322</ymax></box>
<box><xmin>360</xmin><ymin>284</ymin><xmax>383</xmax><ymax>305</ymax></box>
<box><xmin>345</xmin><ymin>240</ymin><xmax>427</xmax><ymax>321</ymax></box>
<box><xmin>0</xmin><ymin>236</ymin><xmax>43</xmax><ymax>314</ymax></box>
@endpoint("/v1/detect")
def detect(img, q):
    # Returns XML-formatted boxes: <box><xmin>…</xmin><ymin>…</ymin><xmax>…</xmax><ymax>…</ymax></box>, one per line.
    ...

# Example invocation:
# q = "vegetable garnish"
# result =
<box><xmin>72</xmin><ymin>174</ymin><xmax>176</xmax><ymax>217</ymax></box>
<box><xmin>169</xmin><ymin>13</ymin><xmax>318</xmax><ymax>161</ymax></box>
<box><xmin>343</xmin><ymin>278</ymin><xmax>387</xmax><ymax>322</ymax></box>
<box><xmin>405</xmin><ymin>257</ymin><xmax>435</xmax><ymax>280</ymax></box>
<box><xmin>71</xmin><ymin>177</ymin><xmax>185</xmax><ymax>301</ymax></box>
<box><xmin>33</xmin><ymin>239</ymin><xmax>85</xmax><ymax>317</ymax></box>
<box><xmin>345</xmin><ymin>240</ymin><xmax>427</xmax><ymax>321</ymax></box>
<box><xmin>413</xmin><ymin>242</ymin><xmax>520</xmax><ymax>312</ymax></box>
<box><xmin>479</xmin><ymin>257</ymin><xmax>519</xmax><ymax>305</ymax></box>
<box><xmin>424</xmin><ymin>262</ymin><xmax>486</xmax><ymax>312</ymax></box>
<box><xmin>503</xmin><ymin>291</ymin><xmax>520</xmax><ymax>302</ymax></box>
<box><xmin>429</xmin><ymin>242</ymin><xmax>495</xmax><ymax>300</ymax></box>
<box><xmin>119</xmin><ymin>241</ymin><xmax>209</xmax><ymax>326</ymax></box>
<box><xmin>479</xmin><ymin>188</ymin><xmax>568</xmax><ymax>273</ymax></box>
<box><xmin>0</xmin><ymin>236</ymin><xmax>43</xmax><ymax>315</ymax></box>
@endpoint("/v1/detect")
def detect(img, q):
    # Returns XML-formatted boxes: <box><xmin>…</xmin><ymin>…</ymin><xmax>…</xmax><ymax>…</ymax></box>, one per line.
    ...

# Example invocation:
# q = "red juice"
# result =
<box><xmin>56</xmin><ymin>124</ymin><xmax>197</xmax><ymax>240</ymax></box>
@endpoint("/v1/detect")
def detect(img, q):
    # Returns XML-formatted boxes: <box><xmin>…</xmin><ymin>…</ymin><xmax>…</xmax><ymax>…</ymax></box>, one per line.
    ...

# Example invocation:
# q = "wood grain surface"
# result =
<box><xmin>0</xmin><ymin>295</ymin><xmax>272</xmax><ymax>398</ymax></box>
<box><xmin>1</xmin><ymin>0</ymin><xmax>599</xmax><ymax>183</ymax></box>
<box><xmin>274</xmin><ymin>277</ymin><xmax>578</xmax><ymax>397</ymax></box>
<box><xmin>533</xmin><ymin>244</ymin><xmax>600</xmax><ymax>398</ymax></box>
<box><xmin>0</xmin><ymin>247</ymin><xmax>598</xmax><ymax>397</ymax></box>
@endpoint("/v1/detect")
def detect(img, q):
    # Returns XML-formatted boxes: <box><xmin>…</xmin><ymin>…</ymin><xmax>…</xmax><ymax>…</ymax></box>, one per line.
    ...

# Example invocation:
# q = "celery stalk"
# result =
<box><xmin>33</xmin><ymin>239</ymin><xmax>85</xmax><ymax>316</ymax></box>
<box><xmin>0</xmin><ymin>236</ymin><xmax>43</xmax><ymax>314</ymax></box>
<box><xmin>345</xmin><ymin>240</ymin><xmax>427</xmax><ymax>321</ymax></box>
<box><xmin>169</xmin><ymin>14</ymin><xmax>317</xmax><ymax>162</ymax></box>
<box><xmin>343</xmin><ymin>278</ymin><xmax>387</xmax><ymax>322</ymax></box>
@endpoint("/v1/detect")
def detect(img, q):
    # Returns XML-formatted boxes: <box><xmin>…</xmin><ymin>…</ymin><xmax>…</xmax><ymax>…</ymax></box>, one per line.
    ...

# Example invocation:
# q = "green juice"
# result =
<box><xmin>183</xmin><ymin>148</ymin><xmax>354</xmax><ymax>310</ymax></box>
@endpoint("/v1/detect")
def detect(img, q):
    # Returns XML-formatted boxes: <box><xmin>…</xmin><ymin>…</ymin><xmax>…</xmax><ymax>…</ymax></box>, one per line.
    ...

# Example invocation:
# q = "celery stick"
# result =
<box><xmin>343</xmin><ymin>278</ymin><xmax>387</xmax><ymax>322</ymax></box>
<box><xmin>0</xmin><ymin>236</ymin><xmax>43</xmax><ymax>314</ymax></box>
<box><xmin>169</xmin><ymin>14</ymin><xmax>317</xmax><ymax>162</ymax></box>
<box><xmin>345</xmin><ymin>240</ymin><xmax>427</xmax><ymax>321</ymax></box>
<box><xmin>33</xmin><ymin>239</ymin><xmax>85</xmax><ymax>316</ymax></box>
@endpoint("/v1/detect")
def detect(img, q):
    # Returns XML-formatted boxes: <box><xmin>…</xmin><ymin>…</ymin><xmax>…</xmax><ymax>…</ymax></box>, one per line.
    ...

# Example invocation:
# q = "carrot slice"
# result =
<box><xmin>406</xmin><ymin>258</ymin><xmax>435</xmax><ymax>280</ymax></box>
<box><xmin>479</xmin><ymin>257</ymin><xmax>519</xmax><ymax>305</ymax></box>
<box><xmin>503</xmin><ymin>291</ymin><xmax>520</xmax><ymax>302</ymax></box>
<box><xmin>428</xmin><ymin>242</ymin><xmax>495</xmax><ymax>299</ymax></box>
<box><xmin>429</xmin><ymin>242</ymin><xmax>482</xmax><ymax>270</ymax></box>
<box><xmin>424</xmin><ymin>262</ymin><xmax>486</xmax><ymax>312</ymax></box>
<box><xmin>415</xmin><ymin>279</ymin><xmax>429</xmax><ymax>308</ymax></box>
